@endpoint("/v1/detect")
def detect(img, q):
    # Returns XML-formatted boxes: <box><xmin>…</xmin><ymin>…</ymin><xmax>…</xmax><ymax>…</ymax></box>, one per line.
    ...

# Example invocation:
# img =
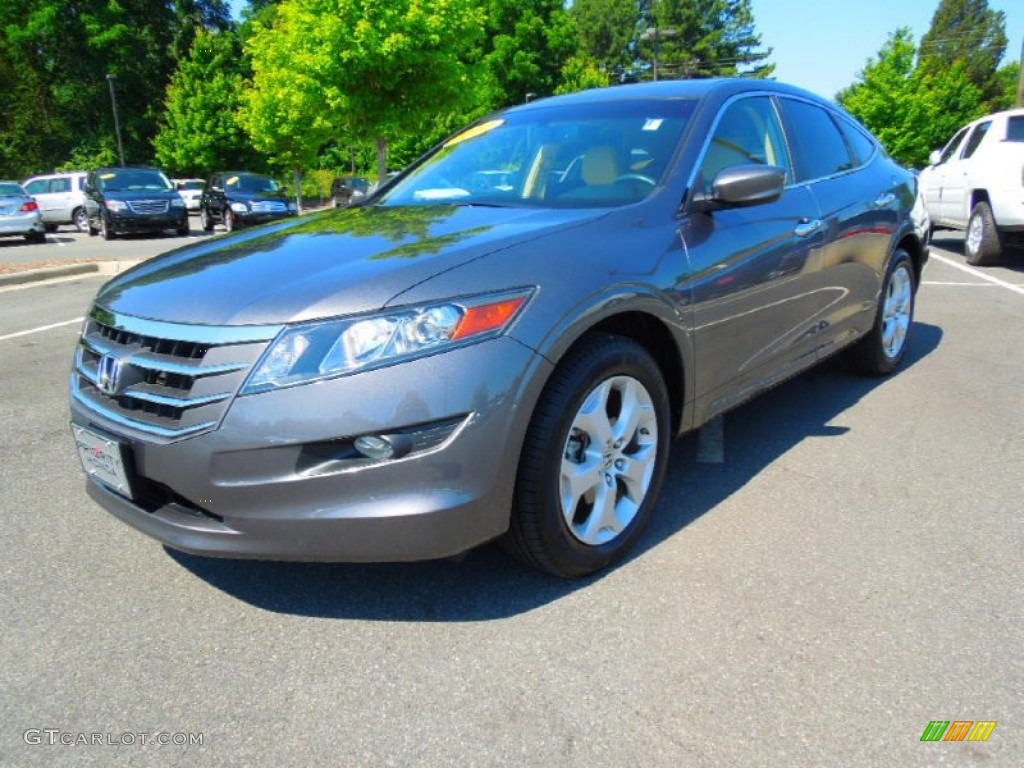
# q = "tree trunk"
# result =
<box><xmin>376</xmin><ymin>136</ymin><xmax>388</xmax><ymax>187</ymax></box>
<box><xmin>293</xmin><ymin>166</ymin><xmax>302</xmax><ymax>214</ymax></box>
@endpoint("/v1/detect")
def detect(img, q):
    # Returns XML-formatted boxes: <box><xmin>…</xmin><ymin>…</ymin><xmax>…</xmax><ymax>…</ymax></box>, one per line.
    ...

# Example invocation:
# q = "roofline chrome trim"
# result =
<box><xmin>90</xmin><ymin>305</ymin><xmax>283</xmax><ymax>345</ymax></box>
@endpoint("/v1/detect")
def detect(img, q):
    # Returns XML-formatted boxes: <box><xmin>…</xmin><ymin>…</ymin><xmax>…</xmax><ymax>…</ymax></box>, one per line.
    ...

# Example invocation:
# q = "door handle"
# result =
<box><xmin>873</xmin><ymin>192</ymin><xmax>896</xmax><ymax>208</ymax></box>
<box><xmin>794</xmin><ymin>219</ymin><xmax>822</xmax><ymax>237</ymax></box>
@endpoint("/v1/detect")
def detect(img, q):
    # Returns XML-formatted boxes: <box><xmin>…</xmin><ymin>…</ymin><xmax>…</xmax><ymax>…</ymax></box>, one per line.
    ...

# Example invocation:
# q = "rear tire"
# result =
<box><xmin>844</xmin><ymin>249</ymin><xmax>915</xmax><ymax>376</ymax></box>
<box><xmin>73</xmin><ymin>207</ymin><xmax>88</xmax><ymax>233</ymax></box>
<box><xmin>965</xmin><ymin>201</ymin><xmax>1002</xmax><ymax>266</ymax></box>
<box><xmin>503</xmin><ymin>334</ymin><xmax>671</xmax><ymax>578</ymax></box>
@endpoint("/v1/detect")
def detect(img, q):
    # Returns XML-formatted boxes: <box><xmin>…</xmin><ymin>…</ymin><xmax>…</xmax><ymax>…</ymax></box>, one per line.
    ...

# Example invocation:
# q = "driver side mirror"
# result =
<box><xmin>928</xmin><ymin>150</ymin><xmax>941</xmax><ymax>166</ymax></box>
<box><xmin>690</xmin><ymin>164</ymin><xmax>786</xmax><ymax>212</ymax></box>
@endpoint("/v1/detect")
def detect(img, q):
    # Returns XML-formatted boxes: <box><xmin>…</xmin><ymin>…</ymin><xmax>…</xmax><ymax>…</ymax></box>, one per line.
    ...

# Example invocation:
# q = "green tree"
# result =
<box><xmin>482</xmin><ymin>0</ymin><xmax>577</xmax><ymax>106</ymax></box>
<box><xmin>570</xmin><ymin>0</ymin><xmax>641</xmax><ymax>77</ymax></box>
<box><xmin>838</xmin><ymin>28</ymin><xmax>984</xmax><ymax>168</ymax></box>
<box><xmin>918</xmin><ymin>0</ymin><xmax>1007</xmax><ymax>107</ymax></box>
<box><xmin>990</xmin><ymin>61</ymin><xmax>1020</xmax><ymax>111</ymax></box>
<box><xmin>241</xmin><ymin>0</ymin><xmax>487</xmax><ymax>186</ymax></box>
<box><xmin>642</xmin><ymin>0</ymin><xmax>773</xmax><ymax>79</ymax></box>
<box><xmin>0</xmin><ymin>0</ymin><xmax>235</xmax><ymax>178</ymax></box>
<box><xmin>154</xmin><ymin>30</ymin><xmax>254</xmax><ymax>176</ymax></box>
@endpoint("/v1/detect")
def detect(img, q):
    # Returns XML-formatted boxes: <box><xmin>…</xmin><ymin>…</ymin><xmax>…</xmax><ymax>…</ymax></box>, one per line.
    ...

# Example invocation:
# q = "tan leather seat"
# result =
<box><xmin>581</xmin><ymin>146</ymin><xmax>620</xmax><ymax>186</ymax></box>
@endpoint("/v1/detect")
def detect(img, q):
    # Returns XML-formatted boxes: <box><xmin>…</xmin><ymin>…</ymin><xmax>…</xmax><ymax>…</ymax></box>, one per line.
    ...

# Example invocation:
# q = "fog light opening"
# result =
<box><xmin>353</xmin><ymin>434</ymin><xmax>412</xmax><ymax>461</ymax></box>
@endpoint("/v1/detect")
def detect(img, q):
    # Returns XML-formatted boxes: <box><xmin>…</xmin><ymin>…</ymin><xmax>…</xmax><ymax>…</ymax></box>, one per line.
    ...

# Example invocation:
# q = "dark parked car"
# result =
<box><xmin>83</xmin><ymin>167</ymin><xmax>188</xmax><ymax>240</ymax></box>
<box><xmin>70</xmin><ymin>80</ymin><xmax>926</xmax><ymax>577</ymax></box>
<box><xmin>199</xmin><ymin>172</ymin><xmax>297</xmax><ymax>232</ymax></box>
<box><xmin>330</xmin><ymin>176</ymin><xmax>371</xmax><ymax>208</ymax></box>
<box><xmin>0</xmin><ymin>181</ymin><xmax>47</xmax><ymax>243</ymax></box>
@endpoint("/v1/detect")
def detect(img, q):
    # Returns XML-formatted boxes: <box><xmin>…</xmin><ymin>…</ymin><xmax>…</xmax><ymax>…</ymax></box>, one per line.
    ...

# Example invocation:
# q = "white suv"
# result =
<box><xmin>919</xmin><ymin>108</ymin><xmax>1024</xmax><ymax>265</ymax></box>
<box><xmin>22</xmin><ymin>171</ymin><xmax>90</xmax><ymax>232</ymax></box>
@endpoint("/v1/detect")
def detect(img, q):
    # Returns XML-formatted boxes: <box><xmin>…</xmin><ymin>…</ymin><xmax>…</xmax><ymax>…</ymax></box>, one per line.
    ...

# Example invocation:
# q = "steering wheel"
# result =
<box><xmin>612</xmin><ymin>173</ymin><xmax>656</xmax><ymax>187</ymax></box>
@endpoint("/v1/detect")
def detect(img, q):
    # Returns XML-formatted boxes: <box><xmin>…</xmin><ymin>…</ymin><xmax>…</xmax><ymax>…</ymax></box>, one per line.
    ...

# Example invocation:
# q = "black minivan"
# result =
<box><xmin>84</xmin><ymin>167</ymin><xmax>189</xmax><ymax>240</ymax></box>
<box><xmin>199</xmin><ymin>172</ymin><xmax>297</xmax><ymax>232</ymax></box>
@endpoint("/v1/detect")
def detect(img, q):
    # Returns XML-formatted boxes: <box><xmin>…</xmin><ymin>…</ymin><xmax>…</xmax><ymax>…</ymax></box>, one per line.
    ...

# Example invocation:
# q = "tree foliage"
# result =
<box><xmin>918</xmin><ymin>0</ymin><xmax>1006</xmax><ymax>107</ymax></box>
<box><xmin>241</xmin><ymin>0</ymin><xmax>487</xmax><ymax>185</ymax></box>
<box><xmin>154</xmin><ymin>30</ymin><xmax>255</xmax><ymax>176</ymax></box>
<box><xmin>641</xmin><ymin>0</ymin><xmax>773</xmax><ymax>79</ymax></box>
<box><xmin>838</xmin><ymin>28</ymin><xmax>985</xmax><ymax>168</ymax></box>
<box><xmin>571</xmin><ymin>0</ymin><xmax>772</xmax><ymax>82</ymax></box>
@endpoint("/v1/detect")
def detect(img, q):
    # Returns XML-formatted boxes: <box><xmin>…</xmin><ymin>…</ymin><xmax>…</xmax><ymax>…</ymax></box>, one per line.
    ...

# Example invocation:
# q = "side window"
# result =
<box><xmin>1008</xmin><ymin>116</ymin><xmax>1024</xmax><ymax>142</ymax></box>
<box><xmin>698</xmin><ymin>96</ymin><xmax>792</xmax><ymax>188</ymax></box>
<box><xmin>24</xmin><ymin>180</ymin><xmax>47</xmax><ymax>195</ymax></box>
<box><xmin>51</xmin><ymin>177</ymin><xmax>71</xmax><ymax>193</ymax></box>
<box><xmin>961</xmin><ymin>121</ymin><xmax>991</xmax><ymax>159</ymax></box>
<box><xmin>778</xmin><ymin>99</ymin><xmax>854</xmax><ymax>181</ymax></box>
<box><xmin>938</xmin><ymin>127</ymin><xmax>968</xmax><ymax>164</ymax></box>
<box><xmin>837</xmin><ymin>118</ymin><xmax>877</xmax><ymax>167</ymax></box>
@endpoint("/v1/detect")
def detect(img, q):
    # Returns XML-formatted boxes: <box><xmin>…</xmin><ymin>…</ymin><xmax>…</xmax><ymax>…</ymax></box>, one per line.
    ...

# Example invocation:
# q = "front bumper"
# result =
<box><xmin>107</xmin><ymin>211</ymin><xmax>187</xmax><ymax>234</ymax></box>
<box><xmin>71</xmin><ymin>336</ymin><xmax>551</xmax><ymax>562</ymax></box>
<box><xmin>236</xmin><ymin>210</ymin><xmax>296</xmax><ymax>226</ymax></box>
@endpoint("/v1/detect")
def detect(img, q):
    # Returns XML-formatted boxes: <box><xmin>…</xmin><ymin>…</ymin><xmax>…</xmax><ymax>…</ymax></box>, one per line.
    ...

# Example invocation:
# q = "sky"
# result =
<box><xmin>228</xmin><ymin>0</ymin><xmax>1023</xmax><ymax>101</ymax></box>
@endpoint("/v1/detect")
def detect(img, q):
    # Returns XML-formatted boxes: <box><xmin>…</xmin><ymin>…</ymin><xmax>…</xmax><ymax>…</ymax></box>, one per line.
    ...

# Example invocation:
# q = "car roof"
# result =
<box><xmin>507</xmin><ymin>78</ymin><xmax>832</xmax><ymax>113</ymax></box>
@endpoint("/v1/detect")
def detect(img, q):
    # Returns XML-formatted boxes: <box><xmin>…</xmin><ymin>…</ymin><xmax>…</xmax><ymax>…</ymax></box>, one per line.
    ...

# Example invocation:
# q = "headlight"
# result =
<box><xmin>230</xmin><ymin>202</ymin><xmax>249</xmax><ymax>213</ymax></box>
<box><xmin>105</xmin><ymin>200</ymin><xmax>128</xmax><ymax>212</ymax></box>
<box><xmin>242</xmin><ymin>289</ymin><xmax>532</xmax><ymax>394</ymax></box>
<box><xmin>171</xmin><ymin>197</ymin><xmax>185</xmax><ymax>208</ymax></box>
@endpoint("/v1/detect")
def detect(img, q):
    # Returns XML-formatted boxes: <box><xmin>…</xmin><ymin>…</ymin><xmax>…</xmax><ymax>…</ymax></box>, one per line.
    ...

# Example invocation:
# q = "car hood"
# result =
<box><xmin>96</xmin><ymin>204</ymin><xmax>607</xmax><ymax>326</ymax></box>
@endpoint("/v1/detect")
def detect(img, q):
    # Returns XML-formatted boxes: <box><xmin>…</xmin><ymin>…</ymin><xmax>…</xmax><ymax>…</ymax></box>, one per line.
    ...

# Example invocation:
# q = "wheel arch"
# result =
<box><xmin>537</xmin><ymin>309</ymin><xmax>688</xmax><ymax>436</ymax></box>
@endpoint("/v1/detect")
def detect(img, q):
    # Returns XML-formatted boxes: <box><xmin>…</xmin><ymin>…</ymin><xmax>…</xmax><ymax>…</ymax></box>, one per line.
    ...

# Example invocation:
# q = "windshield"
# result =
<box><xmin>177</xmin><ymin>180</ymin><xmax>204</xmax><ymax>191</ymax></box>
<box><xmin>0</xmin><ymin>183</ymin><xmax>25</xmax><ymax>197</ymax></box>
<box><xmin>227</xmin><ymin>174</ymin><xmax>280</xmax><ymax>194</ymax></box>
<box><xmin>99</xmin><ymin>170</ymin><xmax>173</xmax><ymax>193</ymax></box>
<box><xmin>379</xmin><ymin>99</ymin><xmax>697</xmax><ymax>209</ymax></box>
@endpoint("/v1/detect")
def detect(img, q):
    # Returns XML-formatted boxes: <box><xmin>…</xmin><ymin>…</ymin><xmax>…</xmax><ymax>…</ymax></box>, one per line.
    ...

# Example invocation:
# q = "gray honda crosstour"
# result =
<box><xmin>71</xmin><ymin>79</ymin><xmax>927</xmax><ymax>577</ymax></box>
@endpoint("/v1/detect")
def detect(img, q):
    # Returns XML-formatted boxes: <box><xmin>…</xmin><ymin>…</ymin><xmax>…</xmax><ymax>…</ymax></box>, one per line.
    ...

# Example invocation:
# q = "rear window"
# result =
<box><xmin>778</xmin><ymin>99</ymin><xmax>854</xmax><ymax>181</ymax></box>
<box><xmin>1007</xmin><ymin>116</ymin><xmax>1024</xmax><ymax>142</ymax></box>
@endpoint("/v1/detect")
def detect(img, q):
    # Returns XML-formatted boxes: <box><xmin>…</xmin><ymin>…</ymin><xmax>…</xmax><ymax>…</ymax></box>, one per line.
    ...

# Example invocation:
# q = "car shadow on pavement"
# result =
<box><xmin>169</xmin><ymin>322</ymin><xmax>943</xmax><ymax>622</ymax></box>
<box><xmin>931</xmin><ymin>233</ymin><xmax>1024</xmax><ymax>273</ymax></box>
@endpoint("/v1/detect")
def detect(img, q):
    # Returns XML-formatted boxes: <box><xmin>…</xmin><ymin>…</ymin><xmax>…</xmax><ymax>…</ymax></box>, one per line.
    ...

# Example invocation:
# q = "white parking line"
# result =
<box><xmin>696</xmin><ymin>416</ymin><xmax>724</xmax><ymax>464</ymax></box>
<box><xmin>0</xmin><ymin>317</ymin><xmax>83</xmax><ymax>341</ymax></box>
<box><xmin>929</xmin><ymin>253</ymin><xmax>1024</xmax><ymax>296</ymax></box>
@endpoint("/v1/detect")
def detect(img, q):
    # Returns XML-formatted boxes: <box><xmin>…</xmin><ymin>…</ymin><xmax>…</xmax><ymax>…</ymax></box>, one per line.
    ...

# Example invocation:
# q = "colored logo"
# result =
<box><xmin>920</xmin><ymin>721</ymin><xmax>997</xmax><ymax>742</ymax></box>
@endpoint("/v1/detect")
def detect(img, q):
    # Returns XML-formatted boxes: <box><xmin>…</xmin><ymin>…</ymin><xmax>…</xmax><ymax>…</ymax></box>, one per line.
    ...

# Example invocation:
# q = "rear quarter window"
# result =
<box><xmin>1007</xmin><ymin>116</ymin><xmax>1024</xmax><ymax>142</ymax></box>
<box><xmin>778</xmin><ymin>98</ymin><xmax>855</xmax><ymax>181</ymax></box>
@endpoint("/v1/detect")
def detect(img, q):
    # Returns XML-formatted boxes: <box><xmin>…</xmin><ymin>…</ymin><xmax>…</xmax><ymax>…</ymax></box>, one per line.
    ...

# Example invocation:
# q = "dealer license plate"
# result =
<box><xmin>73</xmin><ymin>425</ymin><xmax>133</xmax><ymax>499</ymax></box>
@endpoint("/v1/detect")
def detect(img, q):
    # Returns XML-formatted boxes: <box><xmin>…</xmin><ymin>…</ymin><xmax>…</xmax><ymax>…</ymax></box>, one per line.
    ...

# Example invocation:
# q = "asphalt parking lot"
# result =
<box><xmin>0</xmin><ymin>233</ymin><xmax>1021</xmax><ymax>767</ymax></box>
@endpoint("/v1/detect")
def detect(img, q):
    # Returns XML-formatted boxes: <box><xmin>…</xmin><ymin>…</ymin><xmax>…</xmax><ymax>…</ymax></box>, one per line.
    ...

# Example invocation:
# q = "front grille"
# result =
<box><xmin>127</xmin><ymin>199</ymin><xmax>169</xmax><ymax>214</ymax></box>
<box><xmin>73</xmin><ymin>307</ymin><xmax>282</xmax><ymax>439</ymax></box>
<box><xmin>251</xmin><ymin>200</ymin><xmax>287</xmax><ymax>213</ymax></box>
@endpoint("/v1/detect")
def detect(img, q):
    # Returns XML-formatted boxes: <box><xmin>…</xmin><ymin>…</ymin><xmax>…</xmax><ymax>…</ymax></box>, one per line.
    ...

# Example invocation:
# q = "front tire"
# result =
<box><xmin>504</xmin><ymin>334</ymin><xmax>671</xmax><ymax>578</ymax></box>
<box><xmin>200</xmin><ymin>207</ymin><xmax>214</xmax><ymax>232</ymax></box>
<box><xmin>844</xmin><ymin>249</ymin><xmax>915</xmax><ymax>376</ymax></box>
<box><xmin>100</xmin><ymin>216</ymin><xmax>115</xmax><ymax>241</ymax></box>
<box><xmin>224</xmin><ymin>209</ymin><xmax>235</xmax><ymax>232</ymax></box>
<box><xmin>965</xmin><ymin>201</ymin><xmax>1002</xmax><ymax>266</ymax></box>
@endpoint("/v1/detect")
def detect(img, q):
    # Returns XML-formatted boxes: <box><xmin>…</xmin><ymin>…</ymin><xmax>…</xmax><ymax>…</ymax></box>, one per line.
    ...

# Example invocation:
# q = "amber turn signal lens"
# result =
<box><xmin>452</xmin><ymin>297</ymin><xmax>527</xmax><ymax>340</ymax></box>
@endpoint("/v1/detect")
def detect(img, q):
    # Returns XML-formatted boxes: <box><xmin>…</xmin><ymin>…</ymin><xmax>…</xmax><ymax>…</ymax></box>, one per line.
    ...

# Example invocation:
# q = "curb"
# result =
<box><xmin>0</xmin><ymin>259</ymin><xmax>142</xmax><ymax>288</ymax></box>
<box><xmin>0</xmin><ymin>262</ymin><xmax>98</xmax><ymax>287</ymax></box>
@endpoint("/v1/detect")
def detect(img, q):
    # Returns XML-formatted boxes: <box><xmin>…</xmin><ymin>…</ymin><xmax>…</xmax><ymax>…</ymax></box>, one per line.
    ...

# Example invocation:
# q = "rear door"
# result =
<box><xmin>682</xmin><ymin>94</ymin><xmax>826</xmax><ymax>415</ymax></box>
<box><xmin>777</xmin><ymin>97</ymin><xmax>900</xmax><ymax>355</ymax></box>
